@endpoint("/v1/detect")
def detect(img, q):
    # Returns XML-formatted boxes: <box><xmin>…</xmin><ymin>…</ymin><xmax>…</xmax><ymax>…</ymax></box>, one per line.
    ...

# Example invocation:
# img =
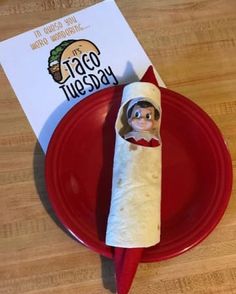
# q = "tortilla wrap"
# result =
<box><xmin>106</xmin><ymin>82</ymin><xmax>162</xmax><ymax>248</ymax></box>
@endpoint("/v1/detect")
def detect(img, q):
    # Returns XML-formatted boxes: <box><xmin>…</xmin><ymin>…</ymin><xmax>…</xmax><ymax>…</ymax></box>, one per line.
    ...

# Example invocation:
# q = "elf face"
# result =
<box><xmin>128</xmin><ymin>105</ymin><xmax>155</xmax><ymax>132</ymax></box>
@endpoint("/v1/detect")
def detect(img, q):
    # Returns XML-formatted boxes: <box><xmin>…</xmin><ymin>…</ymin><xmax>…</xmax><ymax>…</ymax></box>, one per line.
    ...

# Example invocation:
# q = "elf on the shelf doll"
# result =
<box><xmin>124</xmin><ymin>98</ymin><xmax>161</xmax><ymax>147</ymax></box>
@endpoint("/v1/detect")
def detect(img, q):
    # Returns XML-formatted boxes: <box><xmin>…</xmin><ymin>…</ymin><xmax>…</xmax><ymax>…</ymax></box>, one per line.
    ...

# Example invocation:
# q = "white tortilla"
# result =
<box><xmin>105</xmin><ymin>82</ymin><xmax>162</xmax><ymax>248</ymax></box>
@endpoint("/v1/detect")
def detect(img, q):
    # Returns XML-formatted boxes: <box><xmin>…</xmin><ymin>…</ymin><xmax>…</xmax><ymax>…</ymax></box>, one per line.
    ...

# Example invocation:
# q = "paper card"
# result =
<box><xmin>0</xmin><ymin>0</ymin><xmax>164</xmax><ymax>152</ymax></box>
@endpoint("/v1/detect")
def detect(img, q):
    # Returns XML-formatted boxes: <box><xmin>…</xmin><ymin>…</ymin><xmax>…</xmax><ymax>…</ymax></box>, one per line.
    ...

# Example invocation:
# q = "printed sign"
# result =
<box><xmin>0</xmin><ymin>0</ymin><xmax>164</xmax><ymax>152</ymax></box>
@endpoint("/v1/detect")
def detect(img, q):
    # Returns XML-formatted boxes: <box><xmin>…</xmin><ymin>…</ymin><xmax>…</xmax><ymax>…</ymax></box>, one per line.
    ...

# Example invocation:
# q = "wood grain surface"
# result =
<box><xmin>0</xmin><ymin>1</ymin><xmax>236</xmax><ymax>293</ymax></box>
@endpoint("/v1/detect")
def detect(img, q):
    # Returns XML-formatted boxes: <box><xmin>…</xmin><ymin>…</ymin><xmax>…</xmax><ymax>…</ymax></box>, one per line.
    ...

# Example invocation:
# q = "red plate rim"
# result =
<box><xmin>45</xmin><ymin>85</ymin><xmax>233</xmax><ymax>262</ymax></box>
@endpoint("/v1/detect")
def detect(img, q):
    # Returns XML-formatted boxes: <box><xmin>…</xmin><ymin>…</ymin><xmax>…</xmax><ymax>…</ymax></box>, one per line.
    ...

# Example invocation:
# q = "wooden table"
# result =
<box><xmin>0</xmin><ymin>1</ymin><xmax>235</xmax><ymax>293</ymax></box>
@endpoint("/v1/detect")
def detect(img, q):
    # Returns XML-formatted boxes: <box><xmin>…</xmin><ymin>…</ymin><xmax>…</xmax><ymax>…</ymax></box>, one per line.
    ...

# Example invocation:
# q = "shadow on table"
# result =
<box><xmin>100</xmin><ymin>256</ymin><xmax>116</xmax><ymax>293</ymax></box>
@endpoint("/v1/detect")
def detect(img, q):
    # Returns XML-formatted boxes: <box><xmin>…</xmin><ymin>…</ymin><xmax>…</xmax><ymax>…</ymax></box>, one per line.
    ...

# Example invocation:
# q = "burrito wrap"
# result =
<box><xmin>106</xmin><ymin>82</ymin><xmax>162</xmax><ymax>248</ymax></box>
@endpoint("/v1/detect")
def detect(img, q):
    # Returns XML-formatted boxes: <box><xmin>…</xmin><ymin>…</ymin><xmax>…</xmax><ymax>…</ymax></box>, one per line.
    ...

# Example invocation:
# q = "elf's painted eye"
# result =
<box><xmin>134</xmin><ymin>110</ymin><xmax>141</xmax><ymax>118</ymax></box>
<box><xmin>146</xmin><ymin>113</ymin><xmax>152</xmax><ymax>120</ymax></box>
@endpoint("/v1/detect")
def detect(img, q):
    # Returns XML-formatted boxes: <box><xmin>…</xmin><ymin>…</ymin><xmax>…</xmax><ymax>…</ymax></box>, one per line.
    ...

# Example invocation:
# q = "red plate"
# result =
<box><xmin>45</xmin><ymin>85</ymin><xmax>232</xmax><ymax>262</ymax></box>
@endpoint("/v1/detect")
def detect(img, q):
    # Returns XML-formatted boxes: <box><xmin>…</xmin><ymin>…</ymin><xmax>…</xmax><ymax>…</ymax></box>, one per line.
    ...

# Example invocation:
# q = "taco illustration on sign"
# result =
<box><xmin>48</xmin><ymin>39</ymin><xmax>100</xmax><ymax>84</ymax></box>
